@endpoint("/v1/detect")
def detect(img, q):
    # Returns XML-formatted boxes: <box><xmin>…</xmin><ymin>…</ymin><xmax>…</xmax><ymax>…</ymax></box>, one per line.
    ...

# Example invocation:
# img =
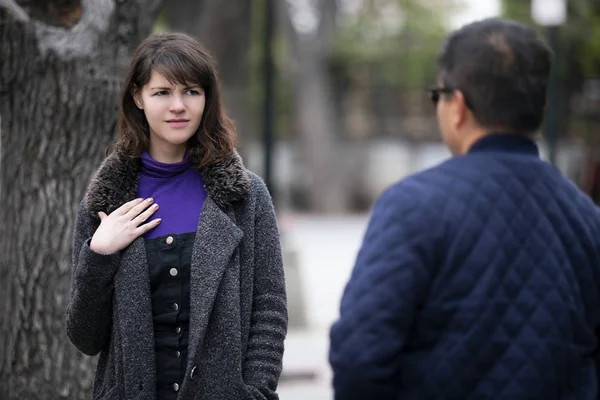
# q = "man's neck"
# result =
<box><xmin>456</xmin><ymin>128</ymin><xmax>523</xmax><ymax>155</ymax></box>
<box><xmin>456</xmin><ymin>130</ymin><xmax>489</xmax><ymax>155</ymax></box>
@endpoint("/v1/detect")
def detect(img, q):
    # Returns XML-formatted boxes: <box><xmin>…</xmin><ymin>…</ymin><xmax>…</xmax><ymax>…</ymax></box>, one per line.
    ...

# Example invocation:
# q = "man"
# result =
<box><xmin>329</xmin><ymin>18</ymin><xmax>600</xmax><ymax>400</ymax></box>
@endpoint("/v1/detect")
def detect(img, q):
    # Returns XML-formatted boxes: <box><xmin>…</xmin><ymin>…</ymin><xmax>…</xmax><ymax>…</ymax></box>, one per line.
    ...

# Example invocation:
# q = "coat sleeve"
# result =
<box><xmin>329</xmin><ymin>183</ymin><xmax>436</xmax><ymax>400</ymax></box>
<box><xmin>242</xmin><ymin>177</ymin><xmax>288</xmax><ymax>400</ymax></box>
<box><xmin>64</xmin><ymin>201</ymin><xmax>121</xmax><ymax>356</ymax></box>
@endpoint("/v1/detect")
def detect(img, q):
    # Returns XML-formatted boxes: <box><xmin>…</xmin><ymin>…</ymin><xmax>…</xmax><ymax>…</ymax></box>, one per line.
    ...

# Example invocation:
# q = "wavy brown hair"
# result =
<box><xmin>114</xmin><ymin>32</ymin><xmax>236</xmax><ymax>167</ymax></box>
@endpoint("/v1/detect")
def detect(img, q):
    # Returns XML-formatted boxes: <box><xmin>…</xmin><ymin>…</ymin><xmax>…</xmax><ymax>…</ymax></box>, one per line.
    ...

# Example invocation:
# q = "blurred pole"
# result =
<box><xmin>263</xmin><ymin>0</ymin><xmax>275</xmax><ymax>198</ymax></box>
<box><xmin>545</xmin><ymin>25</ymin><xmax>559</xmax><ymax>165</ymax></box>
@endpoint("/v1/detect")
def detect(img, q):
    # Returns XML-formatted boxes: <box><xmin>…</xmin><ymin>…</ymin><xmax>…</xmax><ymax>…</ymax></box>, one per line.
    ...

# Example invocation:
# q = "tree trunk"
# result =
<box><xmin>0</xmin><ymin>0</ymin><xmax>163</xmax><ymax>398</ymax></box>
<box><xmin>282</xmin><ymin>0</ymin><xmax>347</xmax><ymax>213</ymax></box>
<box><xmin>164</xmin><ymin>0</ymin><xmax>252</xmax><ymax>145</ymax></box>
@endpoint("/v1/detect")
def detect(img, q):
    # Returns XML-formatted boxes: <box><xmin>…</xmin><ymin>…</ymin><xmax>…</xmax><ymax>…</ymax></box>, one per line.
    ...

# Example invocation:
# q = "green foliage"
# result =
<box><xmin>153</xmin><ymin>5</ymin><xmax>169</xmax><ymax>33</ymax></box>
<box><xmin>501</xmin><ymin>0</ymin><xmax>534</xmax><ymax>23</ymax></box>
<box><xmin>239</xmin><ymin>0</ymin><xmax>472</xmax><ymax>139</ymax></box>
<box><xmin>502</xmin><ymin>0</ymin><xmax>600</xmax><ymax>142</ymax></box>
<box><xmin>502</xmin><ymin>0</ymin><xmax>600</xmax><ymax>79</ymax></box>
<box><xmin>332</xmin><ymin>0</ymin><xmax>461</xmax><ymax>89</ymax></box>
<box><xmin>577</xmin><ymin>2</ymin><xmax>600</xmax><ymax>77</ymax></box>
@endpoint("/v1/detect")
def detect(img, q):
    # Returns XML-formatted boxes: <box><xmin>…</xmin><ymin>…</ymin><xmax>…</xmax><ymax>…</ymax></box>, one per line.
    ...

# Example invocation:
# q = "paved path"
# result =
<box><xmin>276</xmin><ymin>214</ymin><xmax>371</xmax><ymax>399</ymax></box>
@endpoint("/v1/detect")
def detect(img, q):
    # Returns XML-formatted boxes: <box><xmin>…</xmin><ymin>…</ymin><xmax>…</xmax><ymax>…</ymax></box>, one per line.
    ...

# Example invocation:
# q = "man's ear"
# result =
<box><xmin>452</xmin><ymin>90</ymin><xmax>469</xmax><ymax>129</ymax></box>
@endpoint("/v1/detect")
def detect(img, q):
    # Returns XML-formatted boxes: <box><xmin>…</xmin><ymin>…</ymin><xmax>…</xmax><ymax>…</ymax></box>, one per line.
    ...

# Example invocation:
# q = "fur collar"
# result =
<box><xmin>83</xmin><ymin>151</ymin><xmax>251</xmax><ymax>218</ymax></box>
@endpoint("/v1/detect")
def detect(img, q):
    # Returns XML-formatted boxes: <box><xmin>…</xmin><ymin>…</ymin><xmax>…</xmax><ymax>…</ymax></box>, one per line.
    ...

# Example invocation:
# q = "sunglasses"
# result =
<box><xmin>427</xmin><ymin>86</ymin><xmax>474</xmax><ymax>111</ymax></box>
<box><xmin>427</xmin><ymin>86</ymin><xmax>456</xmax><ymax>106</ymax></box>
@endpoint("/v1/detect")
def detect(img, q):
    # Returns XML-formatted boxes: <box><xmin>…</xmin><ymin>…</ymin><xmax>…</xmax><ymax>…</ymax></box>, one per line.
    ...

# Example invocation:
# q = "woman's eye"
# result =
<box><xmin>187</xmin><ymin>89</ymin><xmax>201</xmax><ymax>95</ymax></box>
<box><xmin>154</xmin><ymin>91</ymin><xmax>169</xmax><ymax>96</ymax></box>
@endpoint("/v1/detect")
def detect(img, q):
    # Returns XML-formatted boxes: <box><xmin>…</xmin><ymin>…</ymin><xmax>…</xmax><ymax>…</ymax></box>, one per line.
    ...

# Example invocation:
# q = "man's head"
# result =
<box><xmin>432</xmin><ymin>18</ymin><xmax>552</xmax><ymax>155</ymax></box>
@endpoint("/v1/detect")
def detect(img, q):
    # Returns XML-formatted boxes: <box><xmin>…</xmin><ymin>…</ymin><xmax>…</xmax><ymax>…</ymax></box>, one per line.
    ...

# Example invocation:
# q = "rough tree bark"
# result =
<box><xmin>0</xmin><ymin>0</ymin><xmax>163</xmax><ymax>398</ymax></box>
<box><xmin>164</xmin><ymin>0</ymin><xmax>252</xmax><ymax>145</ymax></box>
<box><xmin>282</xmin><ymin>0</ymin><xmax>347</xmax><ymax>213</ymax></box>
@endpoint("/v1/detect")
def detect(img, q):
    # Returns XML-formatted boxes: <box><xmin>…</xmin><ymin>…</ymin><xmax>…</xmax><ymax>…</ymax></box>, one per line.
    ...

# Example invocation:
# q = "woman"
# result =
<box><xmin>65</xmin><ymin>32</ymin><xmax>288</xmax><ymax>400</ymax></box>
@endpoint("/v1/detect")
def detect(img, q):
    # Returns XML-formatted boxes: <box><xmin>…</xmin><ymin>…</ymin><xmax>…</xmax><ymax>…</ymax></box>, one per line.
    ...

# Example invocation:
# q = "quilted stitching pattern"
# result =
<box><xmin>330</xmin><ymin>151</ymin><xmax>600</xmax><ymax>400</ymax></box>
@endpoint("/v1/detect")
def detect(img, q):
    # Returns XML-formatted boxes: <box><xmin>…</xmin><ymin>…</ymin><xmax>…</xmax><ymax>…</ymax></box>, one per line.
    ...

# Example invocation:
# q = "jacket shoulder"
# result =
<box><xmin>245</xmin><ymin>170</ymin><xmax>272</xmax><ymax>202</ymax></box>
<box><xmin>380</xmin><ymin>164</ymin><xmax>454</xmax><ymax>209</ymax></box>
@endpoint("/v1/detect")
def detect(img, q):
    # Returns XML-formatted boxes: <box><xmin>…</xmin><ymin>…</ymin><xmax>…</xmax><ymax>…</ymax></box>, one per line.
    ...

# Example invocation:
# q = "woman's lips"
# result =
<box><xmin>166</xmin><ymin>119</ymin><xmax>189</xmax><ymax>128</ymax></box>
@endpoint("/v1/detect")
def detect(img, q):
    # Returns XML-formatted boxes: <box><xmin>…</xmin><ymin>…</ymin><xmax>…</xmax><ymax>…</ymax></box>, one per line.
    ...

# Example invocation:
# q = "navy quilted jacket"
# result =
<box><xmin>330</xmin><ymin>134</ymin><xmax>600</xmax><ymax>400</ymax></box>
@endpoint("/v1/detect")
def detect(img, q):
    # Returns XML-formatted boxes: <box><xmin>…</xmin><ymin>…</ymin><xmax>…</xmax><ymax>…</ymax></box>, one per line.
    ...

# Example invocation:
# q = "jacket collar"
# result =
<box><xmin>468</xmin><ymin>133</ymin><xmax>539</xmax><ymax>157</ymax></box>
<box><xmin>83</xmin><ymin>150</ymin><xmax>250</xmax><ymax>217</ymax></box>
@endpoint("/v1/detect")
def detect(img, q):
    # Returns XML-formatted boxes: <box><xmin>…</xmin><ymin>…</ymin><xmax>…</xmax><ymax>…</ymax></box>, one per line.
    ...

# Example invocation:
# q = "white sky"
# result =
<box><xmin>450</xmin><ymin>0</ymin><xmax>501</xmax><ymax>29</ymax></box>
<box><xmin>287</xmin><ymin>0</ymin><xmax>502</xmax><ymax>34</ymax></box>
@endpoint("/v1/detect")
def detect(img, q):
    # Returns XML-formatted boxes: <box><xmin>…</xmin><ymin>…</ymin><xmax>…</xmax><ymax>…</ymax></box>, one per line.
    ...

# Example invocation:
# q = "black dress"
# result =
<box><xmin>145</xmin><ymin>232</ymin><xmax>195</xmax><ymax>400</ymax></box>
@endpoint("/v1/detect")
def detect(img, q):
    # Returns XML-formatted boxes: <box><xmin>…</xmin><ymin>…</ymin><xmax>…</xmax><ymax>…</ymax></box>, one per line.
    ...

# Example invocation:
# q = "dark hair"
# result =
<box><xmin>438</xmin><ymin>18</ymin><xmax>552</xmax><ymax>133</ymax></box>
<box><xmin>114</xmin><ymin>32</ymin><xmax>236</xmax><ymax>166</ymax></box>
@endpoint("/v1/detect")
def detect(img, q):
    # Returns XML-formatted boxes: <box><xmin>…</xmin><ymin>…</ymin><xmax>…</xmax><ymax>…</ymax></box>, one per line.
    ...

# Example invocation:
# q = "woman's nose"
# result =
<box><xmin>169</xmin><ymin>95</ymin><xmax>185</xmax><ymax>112</ymax></box>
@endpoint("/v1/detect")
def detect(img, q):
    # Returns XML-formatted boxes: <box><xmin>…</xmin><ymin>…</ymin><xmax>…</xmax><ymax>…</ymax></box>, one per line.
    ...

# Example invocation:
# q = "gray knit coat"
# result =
<box><xmin>65</xmin><ymin>150</ymin><xmax>288</xmax><ymax>400</ymax></box>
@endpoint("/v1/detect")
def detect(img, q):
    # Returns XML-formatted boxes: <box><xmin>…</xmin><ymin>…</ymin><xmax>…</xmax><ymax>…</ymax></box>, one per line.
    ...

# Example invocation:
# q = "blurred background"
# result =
<box><xmin>2</xmin><ymin>0</ymin><xmax>600</xmax><ymax>399</ymax></box>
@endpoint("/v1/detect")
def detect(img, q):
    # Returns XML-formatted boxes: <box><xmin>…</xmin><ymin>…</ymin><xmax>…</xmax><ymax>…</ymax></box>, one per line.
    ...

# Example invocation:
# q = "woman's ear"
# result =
<box><xmin>133</xmin><ymin>87</ymin><xmax>144</xmax><ymax>109</ymax></box>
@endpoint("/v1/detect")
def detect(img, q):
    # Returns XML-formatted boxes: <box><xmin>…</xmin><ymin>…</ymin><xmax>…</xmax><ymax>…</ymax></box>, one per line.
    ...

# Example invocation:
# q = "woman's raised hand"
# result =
<box><xmin>90</xmin><ymin>198</ymin><xmax>161</xmax><ymax>254</ymax></box>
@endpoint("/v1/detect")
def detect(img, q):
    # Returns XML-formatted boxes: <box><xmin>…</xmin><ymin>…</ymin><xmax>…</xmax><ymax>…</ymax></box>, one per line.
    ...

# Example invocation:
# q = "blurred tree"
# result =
<box><xmin>334</xmin><ymin>0</ymin><xmax>458</xmax><ymax>89</ymax></box>
<box><xmin>164</xmin><ymin>0</ymin><xmax>253</xmax><ymax>145</ymax></box>
<box><xmin>0</xmin><ymin>0</ymin><xmax>163</xmax><ymax>398</ymax></box>
<box><xmin>279</xmin><ymin>0</ymin><xmax>461</xmax><ymax>212</ymax></box>
<box><xmin>502</xmin><ymin>0</ymin><xmax>600</xmax><ymax>139</ymax></box>
<box><xmin>281</xmin><ymin>0</ymin><xmax>348</xmax><ymax>213</ymax></box>
<box><xmin>332</xmin><ymin>0</ymin><xmax>461</xmax><ymax>140</ymax></box>
<box><xmin>502</xmin><ymin>0</ymin><xmax>600</xmax><ymax>194</ymax></box>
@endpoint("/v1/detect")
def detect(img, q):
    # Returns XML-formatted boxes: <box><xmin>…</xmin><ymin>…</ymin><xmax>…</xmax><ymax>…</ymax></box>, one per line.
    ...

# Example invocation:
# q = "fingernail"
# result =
<box><xmin>156</xmin><ymin>218</ymin><xmax>162</xmax><ymax>223</ymax></box>
<box><xmin>152</xmin><ymin>204</ymin><xmax>159</xmax><ymax>209</ymax></box>
<box><xmin>136</xmin><ymin>198</ymin><xmax>144</xmax><ymax>202</ymax></box>
<box><xmin>146</xmin><ymin>198</ymin><xmax>154</xmax><ymax>203</ymax></box>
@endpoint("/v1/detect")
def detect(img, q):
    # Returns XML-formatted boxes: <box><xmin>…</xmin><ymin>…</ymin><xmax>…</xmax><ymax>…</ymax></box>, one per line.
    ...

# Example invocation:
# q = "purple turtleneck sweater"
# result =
<box><xmin>137</xmin><ymin>152</ymin><xmax>207</xmax><ymax>239</ymax></box>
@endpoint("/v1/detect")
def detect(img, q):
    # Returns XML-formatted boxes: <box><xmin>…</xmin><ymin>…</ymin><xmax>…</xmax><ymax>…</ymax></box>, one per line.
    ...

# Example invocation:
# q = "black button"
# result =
<box><xmin>175</xmin><ymin>326</ymin><xmax>182</xmax><ymax>334</ymax></box>
<box><xmin>172</xmin><ymin>382</ymin><xmax>180</xmax><ymax>392</ymax></box>
<box><xmin>174</xmin><ymin>350</ymin><xmax>181</xmax><ymax>358</ymax></box>
<box><xmin>173</xmin><ymin>303</ymin><xmax>179</xmax><ymax>311</ymax></box>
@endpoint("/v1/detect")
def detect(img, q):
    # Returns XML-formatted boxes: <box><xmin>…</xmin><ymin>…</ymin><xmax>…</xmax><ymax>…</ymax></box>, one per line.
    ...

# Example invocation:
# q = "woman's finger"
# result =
<box><xmin>125</xmin><ymin>198</ymin><xmax>154</xmax><ymax>220</ymax></box>
<box><xmin>134</xmin><ymin>217</ymin><xmax>162</xmax><ymax>235</ymax></box>
<box><xmin>98</xmin><ymin>211</ymin><xmax>107</xmax><ymax>221</ymax></box>
<box><xmin>133</xmin><ymin>203</ymin><xmax>159</xmax><ymax>226</ymax></box>
<box><xmin>114</xmin><ymin>198</ymin><xmax>145</xmax><ymax>216</ymax></box>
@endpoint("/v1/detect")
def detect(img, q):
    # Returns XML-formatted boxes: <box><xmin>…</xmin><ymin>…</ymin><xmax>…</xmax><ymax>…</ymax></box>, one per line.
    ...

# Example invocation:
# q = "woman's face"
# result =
<box><xmin>135</xmin><ymin>70</ymin><xmax>206</xmax><ymax>162</ymax></box>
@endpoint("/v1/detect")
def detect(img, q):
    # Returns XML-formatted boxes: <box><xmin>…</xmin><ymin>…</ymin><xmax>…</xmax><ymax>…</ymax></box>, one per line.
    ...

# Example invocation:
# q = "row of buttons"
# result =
<box><xmin>169</xmin><ymin>239</ymin><xmax>179</xmax><ymax>317</ymax></box>
<box><xmin>166</xmin><ymin>235</ymin><xmax>181</xmax><ymax>394</ymax></box>
<box><xmin>170</xmin><ymin>366</ymin><xmax>198</xmax><ymax>392</ymax></box>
